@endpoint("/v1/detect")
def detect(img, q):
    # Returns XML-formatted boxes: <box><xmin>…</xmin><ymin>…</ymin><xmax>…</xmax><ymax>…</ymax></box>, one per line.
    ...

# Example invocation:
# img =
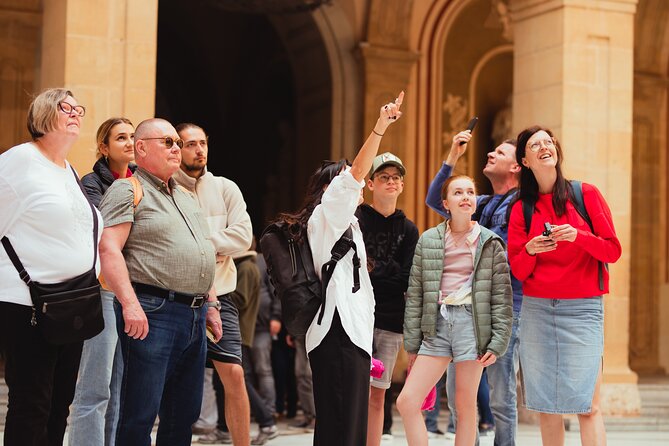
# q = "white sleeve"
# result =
<box><xmin>319</xmin><ymin>170</ymin><xmax>364</xmax><ymax>236</ymax></box>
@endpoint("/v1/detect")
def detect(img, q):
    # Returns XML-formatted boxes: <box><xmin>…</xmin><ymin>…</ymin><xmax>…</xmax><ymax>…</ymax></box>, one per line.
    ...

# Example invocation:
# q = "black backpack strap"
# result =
<box><xmin>522</xmin><ymin>200</ymin><xmax>534</xmax><ymax>234</ymax></box>
<box><xmin>472</xmin><ymin>195</ymin><xmax>492</xmax><ymax>223</ymax></box>
<box><xmin>318</xmin><ymin>226</ymin><xmax>360</xmax><ymax>324</ymax></box>
<box><xmin>569</xmin><ymin>180</ymin><xmax>607</xmax><ymax>291</ymax></box>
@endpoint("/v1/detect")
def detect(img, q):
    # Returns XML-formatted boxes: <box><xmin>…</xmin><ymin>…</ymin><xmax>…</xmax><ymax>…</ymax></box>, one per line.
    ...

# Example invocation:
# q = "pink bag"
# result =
<box><xmin>406</xmin><ymin>362</ymin><xmax>437</xmax><ymax>411</ymax></box>
<box><xmin>371</xmin><ymin>358</ymin><xmax>385</xmax><ymax>379</ymax></box>
<box><xmin>421</xmin><ymin>386</ymin><xmax>437</xmax><ymax>411</ymax></box>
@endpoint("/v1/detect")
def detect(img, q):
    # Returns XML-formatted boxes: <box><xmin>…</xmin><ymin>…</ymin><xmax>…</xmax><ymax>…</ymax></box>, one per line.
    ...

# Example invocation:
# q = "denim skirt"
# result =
<box><xmin>519</xmin><ymin>296</ymin><xmax>603</xmax><ymax>414</ymax></box>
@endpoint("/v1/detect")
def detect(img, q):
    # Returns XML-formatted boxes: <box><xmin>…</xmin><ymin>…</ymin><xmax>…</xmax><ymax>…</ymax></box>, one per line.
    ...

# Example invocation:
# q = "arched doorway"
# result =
<box><xmin>416</xmin><ymin>0</ymin><xmax>515</xmax><ymax>228</ymax></box>
<box><xmin>155</xmin><ymin>1</ymin><xmax>333</xmax><ymax>236</ymax></box>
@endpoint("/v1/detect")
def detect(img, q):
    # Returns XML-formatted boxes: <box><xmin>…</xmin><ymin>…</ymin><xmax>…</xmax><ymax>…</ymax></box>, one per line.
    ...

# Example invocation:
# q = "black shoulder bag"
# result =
<box><xmin>1</xmin><ymin>165</ymin><xmax>104</xmax><ymax>345</ymax></box>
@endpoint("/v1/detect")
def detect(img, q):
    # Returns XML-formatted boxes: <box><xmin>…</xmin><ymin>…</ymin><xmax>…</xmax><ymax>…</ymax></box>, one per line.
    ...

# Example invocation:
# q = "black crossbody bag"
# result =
<box><xmin>1</xmin><ymin>165</ymin><xmax>104</xmax><ymax>345</ymax></box>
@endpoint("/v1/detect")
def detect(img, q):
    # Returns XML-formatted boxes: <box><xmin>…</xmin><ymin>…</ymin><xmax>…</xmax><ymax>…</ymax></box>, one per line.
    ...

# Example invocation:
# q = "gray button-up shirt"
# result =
<box><xmin>99</xmin><ymin>168</ymin><xmax>216</xmax><ymax>295</ymax></box>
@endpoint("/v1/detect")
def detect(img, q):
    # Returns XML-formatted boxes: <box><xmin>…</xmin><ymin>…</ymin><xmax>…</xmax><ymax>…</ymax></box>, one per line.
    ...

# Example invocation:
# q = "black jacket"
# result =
<box><xmin>356</xmin><ymin>204</ymin><xmax>419</xmax><ymax>333</ymax></box>
<box><xmin>81</xmin><ymin>158</ymin><xmax>137</xmax><ymax>207</ymax></box>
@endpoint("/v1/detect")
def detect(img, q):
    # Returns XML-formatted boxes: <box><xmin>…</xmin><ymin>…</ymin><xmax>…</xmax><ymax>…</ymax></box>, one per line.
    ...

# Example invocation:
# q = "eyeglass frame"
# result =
<box><xmin>58</xmin><ymin>101</ymin><xmax>86</xmax><ymax>117</ymax></box>
<box><xmin>139</xmin><ymin>136</ymin><xmax>184</xmax><ymax>149</ymax></box>
<box><xmin>372</xmin><ymin>173</ymin><xmax>404</xmax><ymax>183</ymax></box>
<box><xmin>528</xmin><ymin>137</ymin><xmax>556</xmax><ymax>152</ymax></box>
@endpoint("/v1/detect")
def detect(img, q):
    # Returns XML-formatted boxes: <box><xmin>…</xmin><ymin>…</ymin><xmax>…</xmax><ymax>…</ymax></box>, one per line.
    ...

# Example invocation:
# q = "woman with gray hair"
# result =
<box><xmin>0</xmin><ymin>88</ymin><xmax>100</xmax><ymax>445</ymax></box>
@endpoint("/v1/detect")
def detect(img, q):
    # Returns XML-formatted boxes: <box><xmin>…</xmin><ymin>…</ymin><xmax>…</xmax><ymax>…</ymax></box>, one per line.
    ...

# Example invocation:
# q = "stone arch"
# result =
<box><xmin>414</xmin><ymin>0</ymin><xmax>514</xmax><ymax>227</ymax></box>
<box><xmin>630</xmin><ymin>0</ymin><xmax>669</xmax><ymax>375</ymax></box>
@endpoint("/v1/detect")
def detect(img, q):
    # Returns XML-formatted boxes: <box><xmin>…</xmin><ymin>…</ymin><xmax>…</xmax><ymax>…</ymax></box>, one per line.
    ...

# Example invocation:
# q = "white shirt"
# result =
<box><xmin>306</xmin><ymin>170</ymin><xmax>375</xmax><ymax>356</ymax></box>
<box><xmin>0</xmin><ymin>143</ymin><xmax>102</xmax><ymax>306</ymax></box>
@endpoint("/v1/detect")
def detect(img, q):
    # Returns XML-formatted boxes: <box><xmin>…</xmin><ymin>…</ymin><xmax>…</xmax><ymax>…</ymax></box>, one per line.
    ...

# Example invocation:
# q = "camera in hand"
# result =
<box><xmin>542</xmin><ymin>222</ymin><xmax>552</xmax><ymax>237</ymax></box>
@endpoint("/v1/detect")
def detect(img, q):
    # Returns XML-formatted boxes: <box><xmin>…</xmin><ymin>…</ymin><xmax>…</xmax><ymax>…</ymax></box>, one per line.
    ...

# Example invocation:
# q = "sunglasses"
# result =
<box><xmin>140</xmin><ymin>136</ymin><xmax>184</xmax><ymax>149</ymax></box>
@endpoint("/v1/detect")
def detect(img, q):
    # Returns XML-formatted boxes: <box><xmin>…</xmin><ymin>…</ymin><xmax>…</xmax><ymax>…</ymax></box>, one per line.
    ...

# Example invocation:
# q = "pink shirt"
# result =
<box><xmin>439</xmin><ymin>222</ymin><xmax>480</xmax><ymax>303</ymax></box>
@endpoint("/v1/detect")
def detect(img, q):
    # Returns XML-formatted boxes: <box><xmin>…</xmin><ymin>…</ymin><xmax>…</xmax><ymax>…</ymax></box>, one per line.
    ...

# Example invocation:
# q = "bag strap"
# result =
<box><xmin>317</xmin><ymin>226</ymin><xmax>361</xmax><ymax>325</ymax></box>
<box><xmin>70</xmin><ymin>165</ymin><xmax>99</xmax><ymax>268</ymax></box>
<box><xmin>128</xmin><ymin>176</ymin><xmax>143</xmax><ymax>210</ymax></box>
<box><xmin>569</xmin><ymin>180</ymin><xmax>606</xmax><ymax>291</ymax></box>
<box><xmin>478</xmin><ymin>188</ymin><xmax>517</xmax><ymax>228</ymax></box>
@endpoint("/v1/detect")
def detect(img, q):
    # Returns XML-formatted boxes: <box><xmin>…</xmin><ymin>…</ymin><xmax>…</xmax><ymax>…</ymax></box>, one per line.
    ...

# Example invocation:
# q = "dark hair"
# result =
<box><xmin>175</xmin><ymin>122</ymin><xmax>205</xmax><ymax>136</ymax></box>
<box><xmin>502</xmin><ymin>138</ymin><xmax>517</xmax><ymax>147</ymax></box>
<box><xmin>277</xmin><ymin>159</ymin><xmax>350</xmax><ymax>238</ymax></box>
<box><xmin>516</xmin><ymin>125</ymin><xmax>572</xmax><ymax>216</ymax></box>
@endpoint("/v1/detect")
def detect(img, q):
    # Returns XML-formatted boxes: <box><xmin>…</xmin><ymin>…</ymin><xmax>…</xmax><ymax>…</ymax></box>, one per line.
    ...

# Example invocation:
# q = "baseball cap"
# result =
<box><xmin>369</xmin><ymin>152</ymin><xmax>406</xmax><ymax>178</ymax></box>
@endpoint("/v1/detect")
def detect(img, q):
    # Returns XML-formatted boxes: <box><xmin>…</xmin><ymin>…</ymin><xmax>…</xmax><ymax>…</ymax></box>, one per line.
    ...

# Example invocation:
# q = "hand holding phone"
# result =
<box><xmin>459</xmin><ymin>117</ymin><xmax>478</xmax><ymax>145</ymax></box>
<box><xmin>542</xmin><ymin>222</ymin><xmax>552</xmax><ymax>237</ymax></box>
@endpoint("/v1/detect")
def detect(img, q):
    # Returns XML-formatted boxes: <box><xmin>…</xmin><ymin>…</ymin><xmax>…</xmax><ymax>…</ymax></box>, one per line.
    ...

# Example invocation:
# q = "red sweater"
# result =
<box><xmin>507</xmin><ymin>183</ymin><xmax>621</xmax><ymax>298</ymax></box>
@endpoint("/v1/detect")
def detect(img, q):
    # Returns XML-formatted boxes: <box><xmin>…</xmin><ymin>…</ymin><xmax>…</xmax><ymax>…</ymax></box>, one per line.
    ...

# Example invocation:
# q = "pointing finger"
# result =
<box><xmin>395</xmin><ymin>91</ymin><xmax>405</xmax><ymax>109</ymax></box>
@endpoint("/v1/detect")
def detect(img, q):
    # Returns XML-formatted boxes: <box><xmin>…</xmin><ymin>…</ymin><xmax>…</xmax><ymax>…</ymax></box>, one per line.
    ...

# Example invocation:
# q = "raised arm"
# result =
<box><xmin>425</xmin><ymin>130</ymin><xmax>472</xmax><ymax>217</ymax></box>
<box><xmin>349</xmin><ymin>91</ymin><xmax>404</xmax><ymax>183</ymax></box>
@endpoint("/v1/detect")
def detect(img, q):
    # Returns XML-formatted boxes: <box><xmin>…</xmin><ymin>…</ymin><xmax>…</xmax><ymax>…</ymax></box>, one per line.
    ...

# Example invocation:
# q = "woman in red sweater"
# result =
<box><xmin>507</xmin><ymin>126</ymin><xmax>621</xmax><ymax>446</ymax></box>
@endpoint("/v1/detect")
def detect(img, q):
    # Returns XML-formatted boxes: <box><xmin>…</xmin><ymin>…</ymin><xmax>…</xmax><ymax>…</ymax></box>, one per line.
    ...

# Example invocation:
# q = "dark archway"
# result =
<box><xmin>156</xmin><ymin>1</ymin><xmax>332</xmax><ymax>236</ymax></box>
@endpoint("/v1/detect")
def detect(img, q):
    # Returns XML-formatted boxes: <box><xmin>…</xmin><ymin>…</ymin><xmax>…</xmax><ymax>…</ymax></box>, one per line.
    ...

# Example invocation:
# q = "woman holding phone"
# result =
<box><xmin>507</xmin><ymin>125</ymin><xmax>621</xmax><ymax>446</ymax></box>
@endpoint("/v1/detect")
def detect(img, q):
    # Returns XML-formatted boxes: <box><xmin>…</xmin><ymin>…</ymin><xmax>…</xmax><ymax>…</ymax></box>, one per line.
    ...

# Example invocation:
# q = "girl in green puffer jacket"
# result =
<box><xmin>397</xmin><ymin>175</ymin><xmax>512</xmax><ymax>446</ymax></box>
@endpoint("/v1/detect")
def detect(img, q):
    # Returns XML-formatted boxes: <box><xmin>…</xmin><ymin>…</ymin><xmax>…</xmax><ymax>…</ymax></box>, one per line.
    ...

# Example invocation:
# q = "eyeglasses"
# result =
<box><xmin>58</xmin><ymin>101</ymin><xmax>86</xmax><ymax>117</ymax></box>
<box><xmin>374</xmin><ymin>173</ymin><xmax>403</xmax><ymax>183</ymax></box>
<box><xmin>528</xmin><ymin>138</ymin><xmax>555</xmax><ymax>152</ymax></box>
<box><xmin>140</xmin><ymin>136</ymin><xmax>184</xmax><ymax>149</ymax></box>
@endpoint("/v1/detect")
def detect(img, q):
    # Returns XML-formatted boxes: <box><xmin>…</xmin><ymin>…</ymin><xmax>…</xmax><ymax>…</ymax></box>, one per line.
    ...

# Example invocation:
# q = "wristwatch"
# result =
<box><xmin>206</xmin><ymin>300</ymin><xmax>222</xmax><ymax>310</ymax></box>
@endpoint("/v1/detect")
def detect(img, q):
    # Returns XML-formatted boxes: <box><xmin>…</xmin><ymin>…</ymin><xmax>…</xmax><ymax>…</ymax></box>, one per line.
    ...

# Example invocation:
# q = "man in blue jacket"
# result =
<box><xmin>426</xmin><ymin>131</ymin><xmax>521</xmax><ymax>446</ymax></box>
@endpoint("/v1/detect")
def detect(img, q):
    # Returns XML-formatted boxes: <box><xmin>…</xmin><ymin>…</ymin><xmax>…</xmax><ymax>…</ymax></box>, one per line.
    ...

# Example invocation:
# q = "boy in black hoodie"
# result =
<box><xmin>356</xmin><ymin>152</ymin><xmax>419</xmax><ymax>446</ymax></box>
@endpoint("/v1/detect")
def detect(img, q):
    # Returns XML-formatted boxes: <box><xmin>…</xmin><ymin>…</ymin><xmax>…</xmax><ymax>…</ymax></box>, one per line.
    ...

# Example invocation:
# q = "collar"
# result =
<box><xmin>445</xmin><ymin>221</ymin><xmax>481</xmax><ymax>247</ymax></box>
<box><xmin>136</xmin><ymin>167</ymin><xmax>176</xmax><ymax>193</ymax></box>
<box><xmin>172</xmin><ymin>166</ymin><xmax>208</xmax><ymax>192</ymax></box>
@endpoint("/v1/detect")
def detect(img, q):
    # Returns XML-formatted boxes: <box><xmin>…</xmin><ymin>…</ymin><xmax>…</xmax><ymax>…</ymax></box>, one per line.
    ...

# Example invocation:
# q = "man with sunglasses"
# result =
<box><xmin>98</xmin><ymin>118</ymin><xmax>222</xmax><ymax>446</ymax></box>
<box><xmin>357</xmin><ymin>152</ymin><xmax>419</xmax><ymax>446</ymax></box>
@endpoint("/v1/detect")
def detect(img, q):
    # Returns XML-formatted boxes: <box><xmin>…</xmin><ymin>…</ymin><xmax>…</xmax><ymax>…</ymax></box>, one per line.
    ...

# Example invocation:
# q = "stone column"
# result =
<box><xmin>40</xmin><ymin>0</ymin><xmax>158</xmax><ymax>173</ymax></box>
<box><xmin>510</xmin><ymin>0</ymin><xmax>640</xmax><ymax>414</ymax></box>
<box><xmin>359</xmin><ymin>0</ymin><xmax>418</xmax><ymax>213</ymax></box>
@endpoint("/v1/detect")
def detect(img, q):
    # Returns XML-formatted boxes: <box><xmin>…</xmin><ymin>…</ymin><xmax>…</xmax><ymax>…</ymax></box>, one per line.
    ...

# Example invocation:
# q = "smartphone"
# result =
<box><xmin>459</xmin><ymin>117</ymin><xmax>479</xmax><ymax>145</ymax></box>
<box><xmin>206</xmin><ymin>324</ymin><xmax>217</xmax><ymax>343</ymax></box>
<box><xmin>542</xmin><ymin>222</ymin><xmax>552</xmax><ymax>237</ymax></box>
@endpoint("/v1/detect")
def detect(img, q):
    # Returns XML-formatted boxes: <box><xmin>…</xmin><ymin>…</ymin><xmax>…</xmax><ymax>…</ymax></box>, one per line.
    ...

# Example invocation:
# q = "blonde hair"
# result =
<box><xmin>26</xmin><ymin>88</ymin><xmax>74</xmax><ymax>140</ymax></box>
<box><xmin>95</xmin><ymin>117</ymin><xmax>134</xmax><ymax>158</ymax></box>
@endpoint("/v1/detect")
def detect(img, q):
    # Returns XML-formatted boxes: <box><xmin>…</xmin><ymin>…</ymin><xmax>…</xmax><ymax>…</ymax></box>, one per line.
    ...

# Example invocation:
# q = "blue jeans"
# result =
<box><xmin>446</xmin><ymin>311</ymin><xmax>520</xmax><ymax>446</ymax></box>
<box><xmin>486</xmin><ymin>312</ymin><xmax>520</xmax><ymax>445</ymax></box>
<box><xmin>69</xmin><ymin>290</ymin><xmax>122</xmax><ymax>446</ymax></box>
<box><xmin>251</xmin><ymin>331</ymin><xmax>277</xmax><ymax>414</ymax></box>
<box><xmin>114</xmin><ymin>293</ymin><xmax>207</xmax><ymax>446</ymax></box>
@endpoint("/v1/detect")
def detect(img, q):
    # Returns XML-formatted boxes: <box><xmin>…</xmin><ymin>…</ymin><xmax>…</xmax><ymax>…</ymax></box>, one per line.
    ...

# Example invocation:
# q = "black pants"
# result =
<box><xmin>0</xmin><ymin>302</ymin><xmax>83</xmax><ymax>446</ymax></box>
<box><xmin>308</xmin><ymin>311</ymin><xmax>370</xmax><ymax>446</ymax></box>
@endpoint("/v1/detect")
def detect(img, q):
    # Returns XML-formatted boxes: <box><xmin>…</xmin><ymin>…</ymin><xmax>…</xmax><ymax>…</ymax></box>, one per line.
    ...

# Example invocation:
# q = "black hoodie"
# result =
<box><xmin>356</xmin><ymin>204</ymin><xmax>419</xmax><ymax>333</ymax></box>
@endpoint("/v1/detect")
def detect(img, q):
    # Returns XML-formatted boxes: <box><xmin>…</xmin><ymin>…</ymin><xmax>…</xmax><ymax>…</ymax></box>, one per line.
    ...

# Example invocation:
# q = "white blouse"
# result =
<box><xmin>306</xmin><ymin>169</ymin><xmax>375</xmax><ymax>356</ymax></box>
<box><xmin>0</xmin><ymin>143</ymin><xmax>102</xmax><ymax>306</ymax></box>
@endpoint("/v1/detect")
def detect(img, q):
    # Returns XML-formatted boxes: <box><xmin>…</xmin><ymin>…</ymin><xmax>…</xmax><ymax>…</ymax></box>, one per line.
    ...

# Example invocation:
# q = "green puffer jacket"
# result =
<box><xmin>403</xmin><ymin>222</ymin><xmax>512</xmax><ymax>357</ymax></box>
